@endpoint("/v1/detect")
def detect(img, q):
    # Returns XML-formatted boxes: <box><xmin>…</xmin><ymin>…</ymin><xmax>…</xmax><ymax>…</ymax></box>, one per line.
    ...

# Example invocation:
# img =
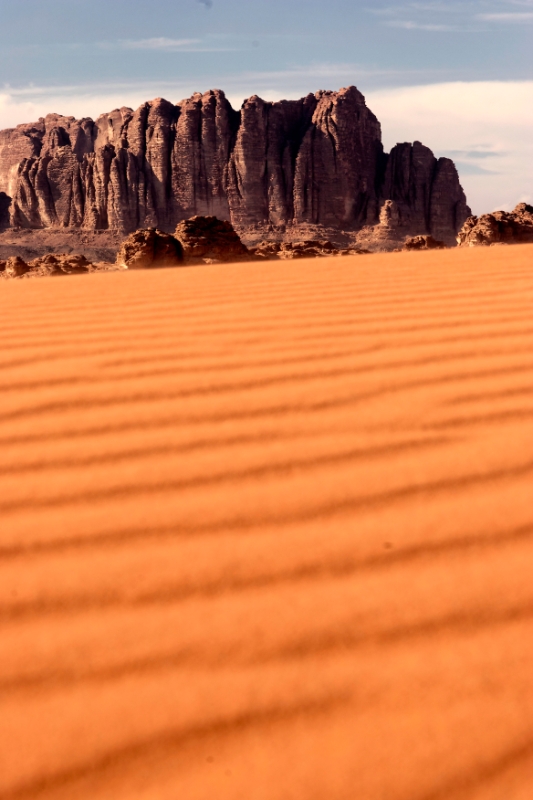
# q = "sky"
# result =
<box><xmin>0</xmin><ymin>0</ymin><xmax>532</xmax><ymax>214</ymax></box>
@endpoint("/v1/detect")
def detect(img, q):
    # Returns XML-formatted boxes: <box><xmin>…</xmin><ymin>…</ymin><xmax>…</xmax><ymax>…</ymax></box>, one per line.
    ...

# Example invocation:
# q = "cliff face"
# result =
<box><xmin>0</xmin><ymin>86</ymin><xmax>470</xmax><ymax>244</ymax></box>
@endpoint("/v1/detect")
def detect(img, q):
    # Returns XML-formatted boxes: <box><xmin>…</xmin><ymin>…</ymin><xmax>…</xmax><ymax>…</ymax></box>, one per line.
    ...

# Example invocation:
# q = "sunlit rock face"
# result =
<box><xmin>457</xmin><ymin>203</ymin><xmax>533</xmax><ymax>247</ymax></box>
<box><xmin>0</xmin><ymin>86</ymin><xmax>470</xmax><ymax>246</ymax></box>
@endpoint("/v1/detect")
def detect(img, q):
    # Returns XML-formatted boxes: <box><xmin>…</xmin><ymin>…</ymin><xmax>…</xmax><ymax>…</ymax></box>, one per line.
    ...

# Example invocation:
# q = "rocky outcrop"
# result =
<box><xmin>116</xmin><ymin>229</ymin><xmax>184</xmax><ymax>269</ymax></box>
<box><xmin>1</xmin><ymin>252</ymin><xmax>92</xmax><ymax>278</ymax></box>
<box><xmin>0</xmin><ymin>88</ymin><xmax>470</xmax><ymax>249</ymax></box>
<box><xmin>174</xmin><ymin>216</ymin><xmax>250</xmax><ymax>263</ymax></box>
<box><xmin>355</xmin><ymin>200</ymin><xmax>409</xmax><ymax>252</ymax></box>
<box><xmin>404</xmin><ymin>235</ymin><xmax>446</xmax><ymax>251</ymax></box>
<box><xmin>29</xmin><ymin>253</ymin><xmax>93</xmax><ymax>276</ymax></box>
<box><xmin>457</xmin><ymin>203</ymin><xmax>533</xmax><ymax>247</ymax></box>
<box><xmin>380</xmin><ymin>142</ymin><xmax>469</xmax><ymax>246</ymax></box>
<box><xmin>250</xmin><ymin>240</ymin><xmax>366</xmax><ymax>259</ymax></box>
<box><xmin>0</xmin><ymin>256</ymin><xmax>30</xmax><ymax>277</ymax></box>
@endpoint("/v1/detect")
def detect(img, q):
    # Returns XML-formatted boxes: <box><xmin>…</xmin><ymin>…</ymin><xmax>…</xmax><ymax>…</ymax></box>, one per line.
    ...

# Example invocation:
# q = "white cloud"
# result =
<box><xmin>385</xmin><ymin>20</ymin><xmax>456</xmax><ymax>30</ymax></box>
<box><xmin>117</xmin><ymin>38</ymin><xmax>202</xmax><ymax>50</ymax></box>
<box><xmin>366</xmin><ymin>81</ymin><xmax>533</xmax><ymax>214</ymax></box>
<box><xmin>96</xmin><ymin>37</ymin><xmax>233</xmax><ymax>52</ymax></box>
<box><xmin>478</xmin><ymin>11</ymin><xmax>533</xmax><ymax>20</ymax></box>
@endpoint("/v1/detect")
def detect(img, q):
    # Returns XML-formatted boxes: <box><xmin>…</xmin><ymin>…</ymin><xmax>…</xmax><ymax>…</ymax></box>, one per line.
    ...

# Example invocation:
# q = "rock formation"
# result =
<box><xmin>355</xmin><ymin>199</ymin><xmax>408</xmax><ymax>252</ymax></box>
<box><xmin>250</xmin><ymin>240</ymin><xmax>366</xmax><ymax>259</ymax></box>
<box><xmin>0</xmin><ymin>87</ymin><xmax>470</xmax><ymax>249</ymax></box>
<box><xmin>116</xmin><ymin>229</ymin><xmax>184</xmax><ymax>270</ymax></box>
<box><xmin>1</xmin><ymin>252</ymin><xmax>92</xmax><ymax>278</ymax></box>
<box><xmin>3</xmin><ymin>216</ymin><xmax>374</xmax><ymax>278</ymax></box>
<box><xmin>404</xmin><ymin>235</ymin><xmax>446</xmax><ymax>251</ymax></box>
<box><xmin>457</xmin><ymin>203</ymin><xmax>533</xmax><ymax>247</ymax></box>
<box><xmin>174</xmin><ymin>216</ymin><xmax>250</xmax><ymax>263</ymax></box>
<box><xmin>1</xmin><ymin>256</ymin><xmax>30</xmax><ymax>277</ymax></box>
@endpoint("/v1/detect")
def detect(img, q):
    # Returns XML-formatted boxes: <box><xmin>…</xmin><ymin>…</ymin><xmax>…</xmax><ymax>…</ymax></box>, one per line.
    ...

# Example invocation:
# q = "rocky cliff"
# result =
<box><xmin>0</xmin><ymin>86</ymin><xmax>470</xmax><ymax>246</ymax></box>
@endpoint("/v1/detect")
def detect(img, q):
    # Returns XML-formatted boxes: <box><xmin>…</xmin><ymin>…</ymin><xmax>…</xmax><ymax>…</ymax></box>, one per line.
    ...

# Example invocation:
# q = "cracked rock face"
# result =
<box><xmin>174</xmin><ymin>216</ymin><xmax>250</xmax><ymax>263</ymax></box>
<box><xmin>457</xmin><ymin>203</ymin><xmax>533</xmax><ymax>247</ymax></box>
<box><xmin>116</xmin><ymin>229</ymin><xmax>184</xmax><ymax>270</ymax></box>
<box><xmin>0</xmin><ymin>87</ymin><xmax>470</xmax><ymax>247</ymax></box>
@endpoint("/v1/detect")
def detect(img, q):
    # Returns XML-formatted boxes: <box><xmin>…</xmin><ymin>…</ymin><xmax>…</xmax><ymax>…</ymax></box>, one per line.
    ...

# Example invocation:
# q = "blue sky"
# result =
<box><xmin>1</xmin><ymin>0</ymin><xmax>532</xmax><ymax>213</ymax></box>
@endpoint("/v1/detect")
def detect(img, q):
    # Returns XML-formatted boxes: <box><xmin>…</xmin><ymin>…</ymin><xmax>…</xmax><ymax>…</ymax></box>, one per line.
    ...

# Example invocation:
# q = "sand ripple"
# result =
<box><xmin>1</xmin><ymin>245</ymin><xmax>533</xmax><ymax>799</ymax></box>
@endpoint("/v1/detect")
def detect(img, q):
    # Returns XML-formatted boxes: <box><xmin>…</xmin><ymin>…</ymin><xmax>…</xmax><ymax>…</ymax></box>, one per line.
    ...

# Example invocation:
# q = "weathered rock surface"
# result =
<box><xmin>355</xmin><ymin>200</ymin><xmax>409</xmax><ymax>252</ymax></box>
<box><xmin>1</xmin><ymin>252</ymin><xmax>93</xmax><ymax>279</ymax></box>
<box><xmin>250</xmin><ymin>240</ymin><xmax>367</xmax><ymax>260</ymax></box>
<box><xmin>404</xmin><ymin>235</ymin><xmax>446</xmax><ymax>251</ymax></box>
<box><xmin>29</xmin><ymin>253</ymin><xmax>92</xmax><ymax>276</ymax></box>
<box><xmin>116</xmin><ymin>229</ymin><xmax>184</xmax><ymax>270</ymax></box>
<box><xmin>174</xmin><ymin>216</ymin><xmax>250</xmax><ymax>263</ymax></box>
<box><xmin>0</xmin><ymin>87</ymin><xmax>470</xmax><ymax>250</ymax></box>
<box><xmin>1</xmin><ymin>256</ymin><xmax>30</xmax><ymax>277</ymax></box>
<box><xmin>457</xmin><ymin>203</ymin><xmax>533</xmax><ymax>247</ymax></box>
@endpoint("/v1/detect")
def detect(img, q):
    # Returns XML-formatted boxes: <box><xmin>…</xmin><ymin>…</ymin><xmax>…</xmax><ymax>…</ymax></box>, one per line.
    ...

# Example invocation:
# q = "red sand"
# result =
<box><xmin>1</xmin><ymin>245</ymin><xmax>533</xmax><ymax>799</ymax></box>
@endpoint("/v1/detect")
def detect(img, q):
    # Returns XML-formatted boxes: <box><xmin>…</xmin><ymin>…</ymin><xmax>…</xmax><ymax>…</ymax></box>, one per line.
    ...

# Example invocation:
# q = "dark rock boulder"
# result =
<box><xmin>116</xmin><ymin>229</ymin><xmax>184</xmax><ymax>269</ymax></box>
<box><xmin>174</xmin><ymin>216</ymin><xmax>250</xmax><ymax>263</ymax></box>
<box><xmin>404</xmin><ymin>235</ymin><xmax>446</xmax><ymax>251</ymax></box>
<box><xmin>457</xmin><ymin>203</ymin><xmax>533</xmax><ymax>247</ymax></box>
<box><xmin>2</xmin><ymin>256</ymin><xmax>30</xmax><ymax>277</ymax></box>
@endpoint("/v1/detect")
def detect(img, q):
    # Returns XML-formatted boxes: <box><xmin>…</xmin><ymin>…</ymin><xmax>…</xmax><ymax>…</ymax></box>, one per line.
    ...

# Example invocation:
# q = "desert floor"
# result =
<box><xmin>1</xmin><ymin>245</ymin><xmax>533</xmax><ymax>800</ymax></box>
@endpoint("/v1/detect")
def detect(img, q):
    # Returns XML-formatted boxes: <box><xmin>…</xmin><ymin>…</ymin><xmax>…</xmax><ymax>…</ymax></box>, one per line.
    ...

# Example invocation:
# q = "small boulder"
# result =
<box><xmin>116</xmin><ymin>229</ymin><xmax>184</xmax><ymax>269</ymax></box>
<box><xmin>174</xmin><ymin>216</ymin><xmax>250</xmax><ymax>263</ymax></box>
<box><xmin>404</xmin><ymin>235</ymin><xmax>447</xmax><ymax>251</ymax></box>
<box><xmin>4</xmin><ymin>256</ymin><xmax>30</xmax><ymax>278</ymax></box>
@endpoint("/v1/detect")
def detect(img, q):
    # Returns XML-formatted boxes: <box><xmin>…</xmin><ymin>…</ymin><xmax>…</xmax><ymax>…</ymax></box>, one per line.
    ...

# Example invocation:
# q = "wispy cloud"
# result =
<box><xmin>367</xmin><ymin>80</ymin><xmax>533</xmax><ymax>214</ymax></box>
<box><xmin>477</xmin><ymin>11</ymin><xmax>533</xmax><ymax>21</ymax></box>
<box><xmin>368</xmin><ymin>1</ymin><xmax>533</xmax><ymax>30</ymax></box>
<box><xmin>452</xmin><ymin>162</ymin><xmax>499</xmax><ymax>175</ymax></box>
<box><xmin>197</xmin><ymin>0</ymin><xmax>213</xmax><ymax>7</ymax></box>
<box><xmin>98</xmin><ymin>37</ymin><xmax>234</xmax><ymax>53</ymax></box>
<box><xmin>445</xmin><ymin>149</ymin><xmax>506</xmax><ymax>159</ymax></box>
<box><xmin>386</xmin><ymin>20</ymin><xmax>456</xmax><ymax>30</ymax></box>
<box><xmin>118</xmin><ymin>38</ymin><xmax>201</xmax><ymax>50</ymax></box>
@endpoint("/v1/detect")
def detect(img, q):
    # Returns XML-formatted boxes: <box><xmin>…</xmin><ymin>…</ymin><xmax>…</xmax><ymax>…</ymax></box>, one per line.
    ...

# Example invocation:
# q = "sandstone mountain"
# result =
<box><xmin>0</xmin><ymin>86</ymin><xmax>470</xmax><ymax>248</ymax></box>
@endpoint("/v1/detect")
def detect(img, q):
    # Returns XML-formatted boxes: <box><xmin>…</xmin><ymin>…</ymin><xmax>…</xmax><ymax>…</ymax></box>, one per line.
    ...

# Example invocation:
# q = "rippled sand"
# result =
<box><xmin>1</xmin><ymin>245</ymin><xmax>533</xmax><ymax>800</ymax></box>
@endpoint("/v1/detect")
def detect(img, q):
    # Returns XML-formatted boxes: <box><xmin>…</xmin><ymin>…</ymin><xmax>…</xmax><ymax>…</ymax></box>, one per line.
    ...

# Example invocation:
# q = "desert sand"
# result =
<box><xmin>1</xmin><ymin>244</ymin><xmax>533</xmax><ymax>800</ymax></box>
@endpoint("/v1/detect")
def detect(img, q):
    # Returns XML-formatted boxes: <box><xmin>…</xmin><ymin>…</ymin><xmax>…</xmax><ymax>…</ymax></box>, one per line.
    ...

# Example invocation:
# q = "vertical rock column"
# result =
<box><xmin>293</xmin><ymin>86</ymin><xmax>383</xmax><ymax>227</ymax></box>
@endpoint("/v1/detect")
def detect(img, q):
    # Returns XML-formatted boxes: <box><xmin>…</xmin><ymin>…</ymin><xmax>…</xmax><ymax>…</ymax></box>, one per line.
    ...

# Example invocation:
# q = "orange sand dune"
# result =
<box><xmin>1</xmin><ymin>245</ymin><xmax>533</xmax><ymax>800</ymax></box>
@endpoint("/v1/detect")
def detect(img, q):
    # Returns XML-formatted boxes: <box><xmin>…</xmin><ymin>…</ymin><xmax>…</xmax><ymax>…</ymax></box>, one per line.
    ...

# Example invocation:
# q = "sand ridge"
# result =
<box><xmin>1</xmin><ymin>245</ymin><xmax>533</xmax><ymax>799</ymax></box>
